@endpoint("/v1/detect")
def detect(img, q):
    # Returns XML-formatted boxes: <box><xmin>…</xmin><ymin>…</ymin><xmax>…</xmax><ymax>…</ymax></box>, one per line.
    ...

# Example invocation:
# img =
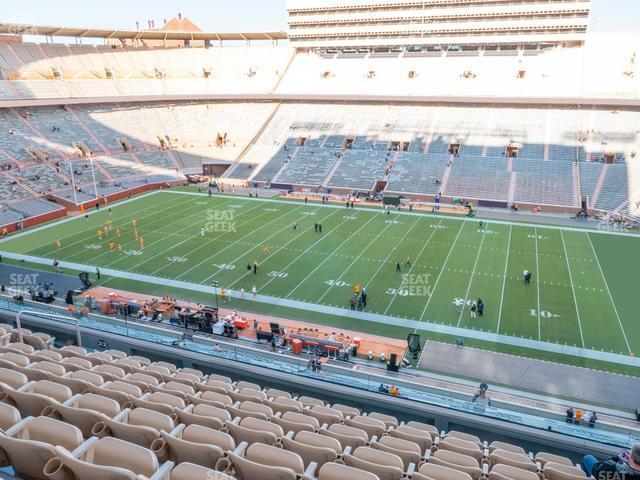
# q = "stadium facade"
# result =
<box><xmin>286</xmin><ymin>0</ymin><xmax>592</xmax><ymax>48</ymax></box>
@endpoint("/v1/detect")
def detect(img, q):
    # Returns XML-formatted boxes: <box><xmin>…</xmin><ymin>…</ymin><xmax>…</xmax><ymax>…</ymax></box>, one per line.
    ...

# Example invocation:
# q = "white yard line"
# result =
<box><xmin>455</xmin><ymin>226</ymin><xmax>488</xmax><ymax>327</ymax></box>
<box><xmin>534</xmin><ymin>227</ymin><xmax>541</xmax><ymax>341</ymax></box>
<box><xmin>383</xmin><ymin>218</ymin><xmax>444</xmax><ymax>315</ymax></box>
<box><xmin>417</xmin><ymin>220</ymin><xmax>466</xmax><ymax>324</ymax></box>
<box><xmin>202</xmin><ymin>205</ymin><xmax>340</xmax><ymax>285</ymax></box>
<box><xmin>93</xmin><ymin>197</ymin><xmax>241</xmax><ymax>268</ymax></box>
<box><xmin>163</xmin><ymin>190</ymin><xmax>640</xmax><ymax>238</ymax></box>
<box><xmin>173</xmin><ymin>203</ymin><xmax>308</xmax><ymax>280</ymax></box>
<box><xmin>496</xmin><ymin>224</ymin><xmax>512</xmax><ymax>333</ymax></box>
<box><xmin>0</xmin><ymin>189</ymin><xmax>161</xmax><ymax>246</ymax></box>
<box><xmin>144</xmin><ymin>201</ymin><xmax>284</xmax><ymax>276</ymax></box>
<box><xmin>586</xmin><ymin>233</ymin><xmax>632</xmax><ymax>354</ymax></box>
<box><xmin>284</xmin><ymin>213</ymin><xmax>381</xmax><ymax>299</ymax></box>
<box><xmin>316</xmin><ymin>220</ymin><xmax>397</xmax><ymax>303</ymax></box>
<box><xmin>353</xmin><ymin>215</ymin><xmax>421</xmax><ymax>307</ymax></box>
<box><xmin>31</xmin><ymin>193</ymin><xmax>193</xmax><ymax>258</ymax></box>
<box><xmin>560</xmin><ymin>230</ymin><xmax>586</xmax><ymax>348</ymax></box>
<box><xmin>3</xmin><ymin>249</ymin><xmax>640</xmax><ymax>368</ymax></box>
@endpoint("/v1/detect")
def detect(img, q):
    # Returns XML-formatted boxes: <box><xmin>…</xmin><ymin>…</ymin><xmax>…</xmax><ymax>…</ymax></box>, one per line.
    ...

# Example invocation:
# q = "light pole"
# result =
<box><xmin>211</xmin><ymin>280</ymin><xmax>220</xmax><ymax>312</ymax></box>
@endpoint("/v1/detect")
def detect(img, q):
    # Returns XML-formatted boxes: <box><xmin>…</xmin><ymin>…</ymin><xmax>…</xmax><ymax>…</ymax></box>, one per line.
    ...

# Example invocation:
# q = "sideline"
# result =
<box><xmin>0</xmin><ymin>250</ymin><xmax>638</xmax><ymax>368</ymax></box>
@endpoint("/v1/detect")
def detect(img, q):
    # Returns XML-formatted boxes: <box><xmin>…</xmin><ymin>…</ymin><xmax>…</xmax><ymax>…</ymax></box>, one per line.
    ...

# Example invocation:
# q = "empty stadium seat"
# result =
<box><xmin>0</xmin><ymin>416</ymin><xmax>83</xmax><ymax>479</ymax></box>
<box><xmin>225</xmin><ymin>417</ymin><xmax>284</xmax><ymax>446</ymax></box>
<box><xmin>152</xmin><ymin>423</ymin><xmax>234</xmax><ymax>469</ymax></box>
<box><xmin>45</xmin><ymin>436</ymin><xmax>173</xmax><ymax>479</ymax></box>
<box><xmin>92</xmin><ymin>407</ymin><xmax>175</xmax><ymax>448</ymax></box>
<box><xmin>170</xmin><ymin>462</ymin><xmax>237</xmax><ymax>480</ymax></box>
<box><xmin>227</xmin><ymin>441</ymin><xmax>314</xmax><ymax>480</ymax></box>
<box><xmin>43</xmin><ymin>392</ymin><xmax>121</xmax><ymax>438</ymax></box>
<box><xmin>282</xmin><ymin>430</ymin><xmax>341</xmax><ymax>475</ymax></box>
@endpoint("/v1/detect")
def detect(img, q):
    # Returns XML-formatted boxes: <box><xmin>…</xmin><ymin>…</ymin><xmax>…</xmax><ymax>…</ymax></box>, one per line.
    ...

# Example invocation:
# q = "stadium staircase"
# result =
<box><xmin>272</xmin><ymin>49</ymin><xmax>297</xmax><ymax>93</ymax></box>
<box><xmin>223</xmin><ymin>103</ymin><xmax>283</xmax><ymax>179</ymax></box>
<box><xmin>0</xmin><ymin>170</ymin><xmax>38</xmax><ymax>197</ymax></box>
<box><xmin>507</xmin><ymin>157</ymin><xmax>517</xmax><ymax>204</ymax></box>
<box><xmin>572</xmin><ymin>162</ymin><xmax>581</xmax><ymax>204</ymax></box>
<box><xmin>322</xmin><ymin>149</ymin><xmax>346</xmax><ymax>187</ymax></box>
<box><xmin>10</xmin><ymin>108</ymin><xmax>69</xmax><ymax>161</ymax></box>
<box><xmin>436</xmin><ymin>154</ymin><xmax>453</xmax><ymax>193</ymax></box>
<box><xmin>64</xmin><ymin>105</ymin><xmax>112</xmax><ymax>156</ymax></box>
<box><xmin>164</xmin><ymin>149</ymin><xmax>183</xmax><ymax>171</ymax></box>
<box><xmin>590</xmin><ymin>163</ymin><xmax>609</xmax><ymax>208</ymax></box>
<box><xmin>272</xmin><ymin>146</ymin><xmax>300</xmax><ymax>183</ymax></box>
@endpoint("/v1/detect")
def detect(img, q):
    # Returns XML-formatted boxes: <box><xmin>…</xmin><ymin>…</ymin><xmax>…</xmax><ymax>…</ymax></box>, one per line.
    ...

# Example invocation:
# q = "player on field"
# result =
<box><xmin>200</xmin><ymin>227</ymin><xmax>205</xmax><ymax>237</ymax></box>
<box><xmin>139</xmin><ymin>237</ymin><xmax>144</xmax><ymax>249</ymax></box>
<box><xmin>98</xmin><ymin>229</ymin><xmax>102</xmax><ymax>240</ymax></box>
<box><xmin>117</xmin><ymin>244</ymin><xmax>123</xmax><ymax>254</ymax></box>
<box><xmin>132</xmin><ymin>218</ymin><xmax>137</xmax><ymax>228</ymax></box>
<box><xmin>116</xmin><ymin>228</ymin><xmax>120</xmax><ymax>237</ymax></box>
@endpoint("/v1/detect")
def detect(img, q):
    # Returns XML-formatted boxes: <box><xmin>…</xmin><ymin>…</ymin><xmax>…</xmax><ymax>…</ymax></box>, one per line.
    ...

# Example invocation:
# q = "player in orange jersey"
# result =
<box><xmin>117</xmin><ymin>244</ymin><xmax>123</xmax><ymax>254</ymax></box>
<box><xmin>97</xmin><ymin>229</ymin><xmax>102</xmax><ymax>240</ymax></box>
<box><xmin>139</xmin><ymin>237</ymin><xmax>144</xmax><ymax>249</ymax></box>
<box><xmin>109</xmin><ymin>241</ymin><xmax>115</xmax><ymax>251</ymax></box>
<box><xmin>116</xmin><ymin>227</ymin><xmax>121</xmax><ymax>237</ymax></box>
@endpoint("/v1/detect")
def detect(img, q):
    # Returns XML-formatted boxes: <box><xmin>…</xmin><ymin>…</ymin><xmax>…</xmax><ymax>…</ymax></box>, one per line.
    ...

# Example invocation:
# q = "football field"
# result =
<box><xmin>2</xmin><ymin>190</ymin><xmax>639</xmax><ymax>367</ymax></box>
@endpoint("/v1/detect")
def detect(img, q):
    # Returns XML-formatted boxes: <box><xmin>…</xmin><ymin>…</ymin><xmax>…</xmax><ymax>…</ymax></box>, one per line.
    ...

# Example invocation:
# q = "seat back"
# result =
<box><xmin>543</xmin><ymin>462</ymin><xmax>587</xmax><ymax>480</ymax></box>
<box><xmin>50</xmin><ymin>436</ymin><xmax>159</xmax><ymax>480</ymax></box>
<box><xmin>372</xmin><ymin>436</ymin><xmax>421</xmax><ymax>471</ymax></box>
<box><xmin>0</xmin><ymin>402</ymin><xmax>20</xmax><ymax>431</ymax></box>
<box><xmin>170</xmin><ymin>462</ymin><xmax>237</xmax><ymax>480</ymax></box>
<box><xmin>439</xmin><ymin>436</ymin><xmax>483</xmax><ymax>462</ymax></box>
<box><xmin>345</xmin><ymin>415</ymin><xmax>386</xmax><ymax>438</ymax></box>
<box><xmin>489</xmin><ymin>449</ymin><xmax>536</xmax><ymax>472</ymax></box>
<box><xmin>418</xmin><ymin>462</ymin><xmax>473</xmax><ymax>480</ymax></box>
<box><xmin>225</xmin><ymin>418</ymin><xmax>282</xmax><ymax>445</ymax></box>
<box><xmin>389</xmin><ymin>425</ymin><xmax>432</xmax><ymax>454</ymax></box>
<box><xmin>431</xmin><ymin>450</ymin><xmax>482</xmax><ymax>480</ymax></box>
<box><xmin>488</xmin><ymin>464</ymin><xmax>539</xmax><ymax>480</ymax></box>
<box><xmin>534</xmin><ymin>452</ymin><xmax>573</xmax><ymax>467</ymax></box>
<box><xmin>155</xmin><ymin>428</ymin><xmax>225</xmax><ymax>468</ymax></box>
<box><xmin>282</xmin><ymin>435</ymin><xmax>338</xmax><ymax>475</ymax></box>
<box><xmin>0</xmin><ymin>416</ymin><xmax>83</xmax><ymax>480</ymax></box>
<box><xmin>228</xmin><ymin>449</ymin><xmax>297</xmax><ymax>480</ymax></box>
<box><xmin>175</xmin><ymin>404</ymin><xmax>228</xmax><ymax>430</ymax></box>
<box><xmin>318</xmin><ymin>462</ymin><xmax>379</xmax><ymax>480</ymax></box>
<box><xmin>0</xmin><ymin>367</ymin><xmax>28</xmax><ymax>389</ymax></box>
<box><xmin>321</xmin><ymin>423</ymin><xmax>367</xmax><ymax>451</ymax></box>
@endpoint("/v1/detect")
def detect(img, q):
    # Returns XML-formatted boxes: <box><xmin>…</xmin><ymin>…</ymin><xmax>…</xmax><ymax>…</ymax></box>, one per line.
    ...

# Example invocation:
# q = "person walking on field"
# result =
<box><xmin>470</xmin><ymin>301</ymin><xmax>477</xmax><ymax>318</ymax></box>
<box><xmin>396</xmin><ymin>261</ymin><xmax>401</xmax><ymax>273</ymax></box>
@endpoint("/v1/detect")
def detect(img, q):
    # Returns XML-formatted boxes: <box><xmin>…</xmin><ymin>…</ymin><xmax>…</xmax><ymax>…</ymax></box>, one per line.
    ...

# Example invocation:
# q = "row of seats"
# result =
<box><xmin>0</xmin><ymin>323</ymin><xmax>590</xmax><ymax>480</ymax></box>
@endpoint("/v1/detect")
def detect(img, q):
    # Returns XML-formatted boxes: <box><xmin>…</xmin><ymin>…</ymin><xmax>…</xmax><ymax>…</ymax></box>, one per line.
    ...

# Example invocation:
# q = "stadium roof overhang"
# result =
<box><xmin>0</xmin><ymin>23</ymin><xmax>288</xmax><ymax>42</ymax></box>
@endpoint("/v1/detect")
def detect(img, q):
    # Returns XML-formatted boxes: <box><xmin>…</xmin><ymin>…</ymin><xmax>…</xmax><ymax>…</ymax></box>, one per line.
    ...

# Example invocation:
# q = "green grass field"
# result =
<box><xmin>2</xmin><ymin>190</ymin><xmax>639</xmax><ymax>372</ymax></box>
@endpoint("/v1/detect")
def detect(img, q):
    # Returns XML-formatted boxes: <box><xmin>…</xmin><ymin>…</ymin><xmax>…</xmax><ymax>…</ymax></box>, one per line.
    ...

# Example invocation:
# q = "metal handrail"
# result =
<box><xmin>16</xmin><ymin>309</ymin><xmax>82</xmax><ymax>347</ymax></box>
